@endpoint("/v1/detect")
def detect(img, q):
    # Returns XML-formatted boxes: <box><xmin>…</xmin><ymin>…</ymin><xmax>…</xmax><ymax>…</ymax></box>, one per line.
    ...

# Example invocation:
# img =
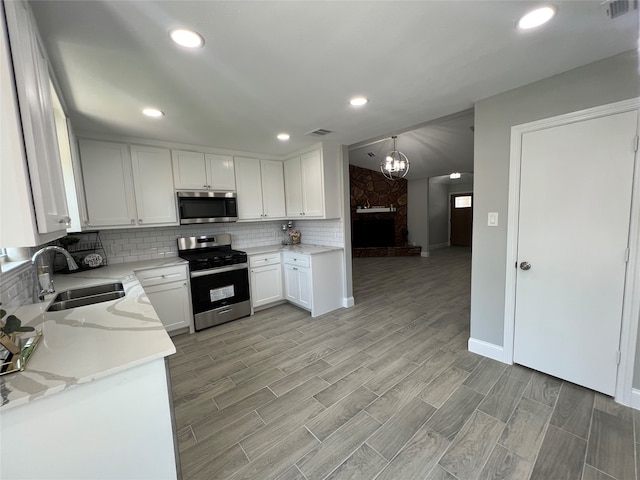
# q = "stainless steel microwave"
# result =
<box><xmin>177</xmin><ymin>191</ymin><xmax>238</xmax><ymax>224</ymax></box>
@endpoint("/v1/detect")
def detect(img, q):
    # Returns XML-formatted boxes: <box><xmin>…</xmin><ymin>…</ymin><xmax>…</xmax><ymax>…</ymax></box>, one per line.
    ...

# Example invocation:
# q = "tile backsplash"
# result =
<box><xmin>0</xmin><ymin>219</ymin><xmax>344</xmax><ymax>310</ymax></box>
<box><xmin>100</xmin><ymin>218</ymin><xmax>344</xmax><ymax>264</ymax></box>
<box><xmin>0</xmin><ymin>263</ymin><xmax>34</xmax><ymax>313</ymax></box>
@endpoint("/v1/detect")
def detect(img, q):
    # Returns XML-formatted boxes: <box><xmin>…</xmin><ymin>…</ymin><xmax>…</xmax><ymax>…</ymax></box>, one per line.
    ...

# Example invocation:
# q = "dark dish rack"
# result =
<box><xmin>54</xmin><ymin>231</ymin><xmax>108</xmax><ymax>273</ymax></box>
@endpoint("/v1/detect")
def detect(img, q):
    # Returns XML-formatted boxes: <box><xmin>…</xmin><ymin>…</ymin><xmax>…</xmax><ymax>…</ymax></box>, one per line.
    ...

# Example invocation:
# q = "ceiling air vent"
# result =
<box><xmin>366</xmin><ymin>152</ymin><xmax>376</xmax><ymax>158</ymax></box>
<box><xmin>306</xmin><ymin>128</ymin><xmax>333</xmax><ymax>137</ymax></box>
<box><xmin>602</xmin><ymin>0</ymin><xmax>638</xmax><ymax>19</ymax></box>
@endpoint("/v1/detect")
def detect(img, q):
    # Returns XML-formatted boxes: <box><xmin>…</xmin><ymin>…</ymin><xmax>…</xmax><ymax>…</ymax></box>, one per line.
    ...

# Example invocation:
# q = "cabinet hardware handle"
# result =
<box><xmin>203</xmin><ymin>185</ymin><xmax>207</xmax><ymax>189</ymax></box>
<box><xmin>139</xmin><ymin>219</ymin><xmax>143</xmax><ymax>223</ymax></box>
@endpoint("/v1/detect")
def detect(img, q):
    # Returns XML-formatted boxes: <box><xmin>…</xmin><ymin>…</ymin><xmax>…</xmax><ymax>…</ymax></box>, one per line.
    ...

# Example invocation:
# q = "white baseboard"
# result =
<box><xmin>420</xmin><ymin>252</ymin><xmax>430</xmax><ymax>257</ymax></box>
<box><xmin>429</xmin><ymin>242</ymin><xmax>450</xmax><ymax>250</ymax></box>
<box><xmin>631</xmin><ymin>389</ymin><xmax>640</xmax><ymax>410</ymax></box>
<box><xmin>468</xmin><ymin>338</ymin><xmax>508</xmax><ymax>364</ymax></box>
<box><xmin>343</xmin><ymin>296</ymin><xmax>355</xmax><ymax>308</ymax></box>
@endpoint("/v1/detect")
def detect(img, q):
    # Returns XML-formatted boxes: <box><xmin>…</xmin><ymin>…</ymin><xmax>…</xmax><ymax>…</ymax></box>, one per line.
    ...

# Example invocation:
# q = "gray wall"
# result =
<box><xmin>427</xmin><ymin>177</ymin><xmax>474</xmax><ymax>248</ymax></box>
<box><xmin>428</xmin><ymin>179</ymin><xmax>449</xmax><ymax>247</ymax></box>
<box><xmin>471</xmin><ymin>51</ymin><xmax>639</xmax><ymax>381</ymax></box>
<box><xmin>407</xmin><ymin>178</ymin><xmax>429</xmax><ymax>253</ymax></box>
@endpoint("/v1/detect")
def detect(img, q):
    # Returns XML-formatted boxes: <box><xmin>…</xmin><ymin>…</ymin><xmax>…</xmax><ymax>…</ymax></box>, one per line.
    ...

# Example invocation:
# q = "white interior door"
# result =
<box><xmin>514</xmin><ymin>109</ymin><xmax>638</xmax><ymax>395</ymax></box>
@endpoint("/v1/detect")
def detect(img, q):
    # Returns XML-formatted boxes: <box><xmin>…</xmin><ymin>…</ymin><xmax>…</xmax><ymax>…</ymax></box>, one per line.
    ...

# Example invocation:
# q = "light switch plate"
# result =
<box><xmin>488</xmin><ymin>212</ymin><xmax>499</xmax><ymax>227</ymax></box>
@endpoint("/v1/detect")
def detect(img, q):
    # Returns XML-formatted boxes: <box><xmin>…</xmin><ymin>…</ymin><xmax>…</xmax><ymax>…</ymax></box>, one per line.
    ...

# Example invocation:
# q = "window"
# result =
<box><xmin>454</xmin><ymin>195</ymin><xmax>472</xmax><ymax>208</ymax></box>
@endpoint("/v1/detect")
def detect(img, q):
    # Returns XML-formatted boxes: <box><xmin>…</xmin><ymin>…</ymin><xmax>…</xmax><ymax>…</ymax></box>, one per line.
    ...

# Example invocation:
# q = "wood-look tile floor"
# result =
<box><xmin>169</xmin><ymin>247</ymin><xmax>638</xmax><ymax>480</ymax></box>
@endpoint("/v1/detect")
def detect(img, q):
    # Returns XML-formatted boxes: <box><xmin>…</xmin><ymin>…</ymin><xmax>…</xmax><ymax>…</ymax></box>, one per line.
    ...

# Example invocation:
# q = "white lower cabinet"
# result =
<box><xmin>136</xmin><ymin>265</ymin><xmax>192</xmax><ymax>334</ymax></box>
<box><xmin>249</xmin><ymin>253</ymin><xmax>283</xmax><ymax>309</ymax></box>
<box><xmin>282</xmin><ymin>250</ymin><xmax>343</xmax><ymax>317</ymax></box>
<box><xmin>284</xmin><ymin>262</ymin><xmax>312</xmax><ymax>310</ymax></box>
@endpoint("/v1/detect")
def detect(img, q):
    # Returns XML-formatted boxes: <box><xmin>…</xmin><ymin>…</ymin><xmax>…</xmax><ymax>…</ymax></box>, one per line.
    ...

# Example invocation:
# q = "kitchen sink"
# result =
<box><xmin>47</xmin><ymin>282</ymin><xmax>126</xmax><ymax>311</ymax></box>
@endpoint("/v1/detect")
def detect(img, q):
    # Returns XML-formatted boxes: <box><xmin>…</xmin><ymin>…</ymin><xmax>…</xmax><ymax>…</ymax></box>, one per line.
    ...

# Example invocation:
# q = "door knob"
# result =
<box><xmin>519</xmin><ymin>261</ymin><xmax>532</xmax><ymax>271</ymax></box>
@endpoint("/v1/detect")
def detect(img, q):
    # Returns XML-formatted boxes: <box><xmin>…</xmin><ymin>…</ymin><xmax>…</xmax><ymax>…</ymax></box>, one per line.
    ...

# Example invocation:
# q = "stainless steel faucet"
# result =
<box><xmin>31</xmin><ymin>246</ymin><xmax>79</xmax><ymax>302</ymax></box>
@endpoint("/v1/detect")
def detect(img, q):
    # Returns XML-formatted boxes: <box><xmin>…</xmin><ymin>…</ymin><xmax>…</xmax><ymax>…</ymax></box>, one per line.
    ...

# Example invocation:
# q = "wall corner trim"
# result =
<box><xmin>343</xmin><ymin>297</ymin><xmax>355</xmax><ymax>308</ymax></box>
<box><xmin>468</xmin><ymin>338</ymin><xmax>509</xmax><ymax>364</ymax></box>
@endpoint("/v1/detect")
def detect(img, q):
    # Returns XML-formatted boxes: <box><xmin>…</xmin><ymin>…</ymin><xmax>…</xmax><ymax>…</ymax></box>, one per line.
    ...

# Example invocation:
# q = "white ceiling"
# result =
<box><xmin>30</xmin><ymin>1</ymin><xmax>637</xmax><ymax>178</ymax></box>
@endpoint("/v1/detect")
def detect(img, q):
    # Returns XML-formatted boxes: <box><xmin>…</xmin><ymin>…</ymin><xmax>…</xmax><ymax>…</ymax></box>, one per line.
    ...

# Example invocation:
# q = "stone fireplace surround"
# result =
<box><xmin>349</xmin><ymin>165</ymin><xmax>420</xmax><ymax>257</ymax></box>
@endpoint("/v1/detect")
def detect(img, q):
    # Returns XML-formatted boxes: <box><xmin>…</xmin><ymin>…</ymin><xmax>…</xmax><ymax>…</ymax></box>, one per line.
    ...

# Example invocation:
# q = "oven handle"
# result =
<box><xmin>190</xmin><ymin>263</ymin><xmax>249</xmax><ymax>278</ymax></box>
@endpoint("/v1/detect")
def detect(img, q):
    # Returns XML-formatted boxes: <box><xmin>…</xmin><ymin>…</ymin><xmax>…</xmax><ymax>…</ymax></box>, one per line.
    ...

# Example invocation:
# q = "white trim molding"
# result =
<box><xmin>468</xmin><ymin>338</ymin><xmax>507</xmax><ymax>364</ymax></box>
<box><xmin>503</xmin><ymin>97</ymin><xmax>640</xmax><ymax>406</ymax></box>
<box><xmin>343</xmin><ymin>296</ymin><xmax>355</xmax><ymax>308</ymax></box>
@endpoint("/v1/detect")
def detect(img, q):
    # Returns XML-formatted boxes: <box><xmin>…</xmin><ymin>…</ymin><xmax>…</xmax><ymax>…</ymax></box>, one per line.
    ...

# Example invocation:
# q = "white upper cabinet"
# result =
<box><xmin>2</xmin><ymin>0</ymin><xmax>70</xmax><ymax>244</ymax></box>
<box><xmin>80</xmin><ymin>139</ymin><xmax>137</xmax><ymax>228</ymax></box>
<box><xmin>172</xmin><ymin>151</ymin><xmax>207</xmax><ymax>189</ymax></box>
<box><xmin>130</xmin><ymin>145</ymin><xmax>178</xmax><ymax>226</ymax></box>
<box><xmin>206</xmin><ymin>154</ymin><xmax>236</xmax><ymax>191</ymax></box>
<box><xmin>172</xmin><ymin>150</ymin><xmax>236</xmax><ymax>191</ymax></box>
<box><xmin>80</xmin><ymin>140</ymin><xmax>178</xmax><ymax>229</ymax></box>
<box><xmin>235</xmin><ymin>158</ymin><xmax>286</xmax><ymax>221</ymax></box>
<box><xmin>261</xmin><ymin>160</ymin><xmax>287</xmax><ymax>219</ymax></box>
<box><xmin>284</xmin><ymin>147</ymin><xmax>341</xmax><ymax>219</ymax></box>
<box><xmin>284</xmin><ymin>156</ymin><xmax>303</xmax><ymax>217</ymax></box>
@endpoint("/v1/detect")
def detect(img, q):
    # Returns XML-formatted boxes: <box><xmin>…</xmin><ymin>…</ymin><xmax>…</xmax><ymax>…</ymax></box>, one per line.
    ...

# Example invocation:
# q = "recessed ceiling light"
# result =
<box><xmin>142</xmin><ymin>108</ymin><xmax>164</xmax><ymax>117</ymax></box>
<box><xmin>349</xmin><ymin>96</ymin><xmax>368</xmax><ymax>107</ymax></box>
<box><xmin>450</xmin><ymin>172</ymin><xmax>461</xmax><ymax>179</ymax></box>
<box><xmin>169</xmin><ymin>28</ymin><xmax>204</xmax><ymax>48</ymax></box>
<box><xmin>517</xmin><ymin>6</ymin><xmax>556</xmax><ymax>30</ymax></box>
<box><xmin>277</xmin><ymin>133</ymin><xmax>290</xmax><ymax>141</ymax></box>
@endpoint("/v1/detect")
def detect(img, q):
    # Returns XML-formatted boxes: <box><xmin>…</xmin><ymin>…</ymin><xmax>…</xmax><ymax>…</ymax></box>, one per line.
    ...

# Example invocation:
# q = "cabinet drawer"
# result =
<box><xmin>249</xmin><ymin>252</ymin><xmax>281</xmax><ymax>267</ymax></box>
<box><xmin>136</xmin><ymin>265</ymin><xmax>188</xmax><ymax>287</ymax></box>
<box><xmin>282</xmin><ymin>252</ymin><xmax>310</xmax><ymax>268</ymax></box>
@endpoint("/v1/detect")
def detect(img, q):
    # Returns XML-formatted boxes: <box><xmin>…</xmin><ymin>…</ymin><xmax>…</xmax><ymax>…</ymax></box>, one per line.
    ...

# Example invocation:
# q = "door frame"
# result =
<box><xmin>448</xmin><ymin>191</ymin><xmax>473</xmax><ymax>247</ymax></box>
<box><xmin>503</xmin><ymin>97</ymin><xmax>640</xmax><ymax>406</ymax></box>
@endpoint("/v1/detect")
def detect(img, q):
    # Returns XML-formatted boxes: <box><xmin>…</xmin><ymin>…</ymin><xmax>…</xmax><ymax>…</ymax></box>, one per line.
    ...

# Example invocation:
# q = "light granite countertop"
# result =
<box><xmin>243</xmin><ymin>244</ymin><xmax>343</xmax><ymax>256</ymax></box>
<box><xmin>0</xmin><ymin>257</ymin><xmax>186</xmax><ymax>411</ymax></box>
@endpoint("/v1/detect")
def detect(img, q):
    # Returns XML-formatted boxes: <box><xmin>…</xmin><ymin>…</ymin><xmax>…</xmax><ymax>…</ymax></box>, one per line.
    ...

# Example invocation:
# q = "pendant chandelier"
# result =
<box><xmin>380</xmin><ymin>135</ymin><xmax>409</xmax><ymax>180</ymax></box>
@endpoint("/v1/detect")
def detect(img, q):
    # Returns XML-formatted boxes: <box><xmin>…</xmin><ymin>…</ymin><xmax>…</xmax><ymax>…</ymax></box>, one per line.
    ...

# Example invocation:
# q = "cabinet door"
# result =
<box><xmin>80</xmin><ymin>139</ymin><xmax>137</xmax><ymax>227</ymax></box>
<box><xmin>131</xmin><ymin>145</ymin><xmax>178</xmax><ymax>226</ymax></box>
<box><xmin>234</xmin><ymin>157</ymin><xmax>264</xmax><ymax>220</ymax></box>
<box><xmin>284</xmin><ymin>157</ymin><xmax>303</xmax><ymax>217</ymax></box>
<box><xmin>5</xmin><ymin>0</ymin><xmax>69</xmax><ymax>234</ymax></box>
<box><xmin>284</xmin><ymin>264</ymin><xmax>300</xmax><ymax>303</ymax></box>
<box><xmin>300</xmin><ymin>149</ymin><xmax>324</xmax><ymax>217</ymax></box>
<box><xmin>63</xmin><ymin>120</ymin><xmax>90</xmax><ymax>231</ymax></box>
<box><xmin>172</xmin><ymin>150</ymin><xmax>207</xmax><ymax>189</ymax></box>
<box><xmin>251</xmin><ymin>264</ymin><xmax>283</xmax><ymax>308</ymax></box>
<box><xmin>144</xmin><ymin>281</ymin><xmax>191</xmax><ymax>333</ymax></box>
<box><xmin>260</xmin><ymin>160</ymin><xmax>286</xmax><ymax>219</ymax></box>
<box><xmin>297</xmin><ymin>266</ymin><xmax>313</xmax><ymax>309</ymax></box>
<box><xmin>206</xmin><ymin>154</ymin><xmax>236</xmax><ymax>191</ymax></box>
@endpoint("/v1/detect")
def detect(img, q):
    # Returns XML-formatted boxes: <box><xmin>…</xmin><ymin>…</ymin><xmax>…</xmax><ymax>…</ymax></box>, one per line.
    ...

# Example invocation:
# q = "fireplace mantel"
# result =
<box><xmin>356</xmin><ymin>207</ymin><xmax>397</xmax><ymax>214</ymax></box>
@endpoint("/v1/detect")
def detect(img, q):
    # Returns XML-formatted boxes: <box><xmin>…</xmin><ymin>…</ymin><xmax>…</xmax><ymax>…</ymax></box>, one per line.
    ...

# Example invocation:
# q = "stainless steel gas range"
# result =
<box><xmin>177</xmin><ymin>234</ymin><xmax>251</xmax><ymax>331</ymax></box>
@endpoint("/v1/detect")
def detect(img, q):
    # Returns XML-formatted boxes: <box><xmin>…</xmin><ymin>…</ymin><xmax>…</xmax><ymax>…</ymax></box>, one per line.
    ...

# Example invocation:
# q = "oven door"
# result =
<box><xmin>189</xmin><ymin>264</ymin><xmax>250</xmax><ymax>330</ymax></box>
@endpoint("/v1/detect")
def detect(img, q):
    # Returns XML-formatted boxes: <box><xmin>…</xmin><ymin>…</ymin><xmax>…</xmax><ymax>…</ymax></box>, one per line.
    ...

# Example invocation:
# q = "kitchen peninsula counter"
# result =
<box><xmin>1</xmin><ymin>257</ymin><xmax>185</xmax><ymax>480</ymax></box>
<box><xmin>0</xmin><ymin>257</ymin><xmax>186</xmax><ymax>411</ymax></box>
